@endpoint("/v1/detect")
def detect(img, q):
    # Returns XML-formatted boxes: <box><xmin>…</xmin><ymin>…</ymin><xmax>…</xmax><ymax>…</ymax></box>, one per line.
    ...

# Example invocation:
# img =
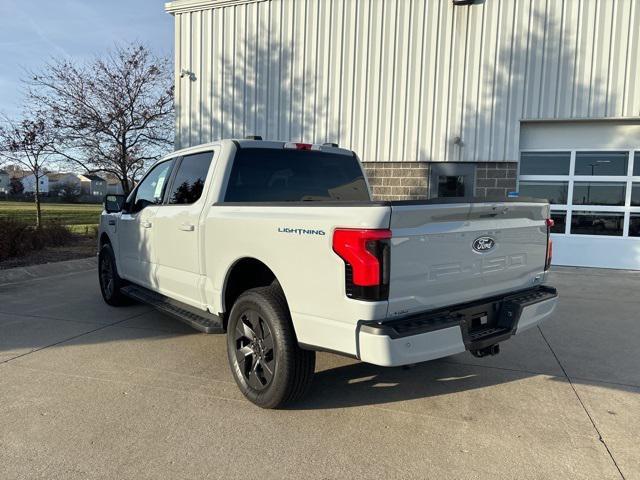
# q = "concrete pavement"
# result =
<box><xmin>0</xmin><ymin>264</ymin><xmax>637</xmax><ymax>479</ymax></box>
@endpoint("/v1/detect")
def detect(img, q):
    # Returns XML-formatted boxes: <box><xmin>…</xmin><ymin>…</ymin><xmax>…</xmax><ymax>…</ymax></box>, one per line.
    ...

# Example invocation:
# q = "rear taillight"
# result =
<box><xmin>333</xmin><ymin>229</ymin><xmax>391</xmax><ymax>301</ymax></box>
<box><xmin>545</xmin><ymin>218</ymin><xmax>554</xmax><ymax>271</ymax></box>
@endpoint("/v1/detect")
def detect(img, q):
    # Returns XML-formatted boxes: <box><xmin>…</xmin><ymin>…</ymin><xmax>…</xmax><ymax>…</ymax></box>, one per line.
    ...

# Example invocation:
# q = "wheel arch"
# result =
<box><xmin>99</xmin><ymin>232</ymin><xmax>111</xmax><ymax>247</ymax></box>
<box><xmin>221</xmin><ymin>257</ymin><xmax>290</xmax><ymax>328</ymax></box>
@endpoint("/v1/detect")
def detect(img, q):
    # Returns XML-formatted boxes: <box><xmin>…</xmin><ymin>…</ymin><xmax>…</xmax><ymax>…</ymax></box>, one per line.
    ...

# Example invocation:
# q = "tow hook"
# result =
<box><xmin>471</xmin><ymin>344</ymin><xmax>500</xmax><ymax>358</ymax></box>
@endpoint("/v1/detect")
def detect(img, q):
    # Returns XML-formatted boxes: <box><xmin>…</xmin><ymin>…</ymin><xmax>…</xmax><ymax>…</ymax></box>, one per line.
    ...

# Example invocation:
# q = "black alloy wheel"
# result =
<box><xmin>234</xmin><ymin>309</ymin><xmax>276</xmax><ymax>390</ymax></box>
<box><xmin>99</xmin><ymin>253</ymin><xmax>115</xmax><ymax>299</ymax></box>
<box><xmin>98</xmin><ymin>243</ymin><xmax>130</xmax><ymax>306</ymax></box>
<box><xmin>226</xmin><ymin>286</ymin><xmax>315</xmax><ymax>409</ymax></box>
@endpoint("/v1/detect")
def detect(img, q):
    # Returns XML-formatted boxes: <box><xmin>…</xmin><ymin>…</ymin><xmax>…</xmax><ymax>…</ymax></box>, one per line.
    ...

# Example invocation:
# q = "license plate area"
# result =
<box><xmin>457</xmin><ymin>300</ymin><xmax>514</xmax><ymax>348</ymax></box>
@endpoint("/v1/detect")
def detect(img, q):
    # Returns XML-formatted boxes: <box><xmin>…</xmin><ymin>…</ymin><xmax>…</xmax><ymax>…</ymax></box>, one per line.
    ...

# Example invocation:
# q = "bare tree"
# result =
<box><xmin>28</xmin><ymin>43</ymin><xmax>174</xmax><ymax>194</ymax></box>
<box><xmin>0</xmin><ymin>112</ymin><xmax>56</xmax><ymax>228</ymax></box>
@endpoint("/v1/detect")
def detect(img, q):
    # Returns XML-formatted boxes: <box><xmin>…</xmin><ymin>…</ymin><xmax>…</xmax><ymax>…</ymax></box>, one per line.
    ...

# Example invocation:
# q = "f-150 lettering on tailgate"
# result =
<box><xmin>427</xmin><ymin>254</ymin><xmax>527</xmax><ymax>281</ymax></box>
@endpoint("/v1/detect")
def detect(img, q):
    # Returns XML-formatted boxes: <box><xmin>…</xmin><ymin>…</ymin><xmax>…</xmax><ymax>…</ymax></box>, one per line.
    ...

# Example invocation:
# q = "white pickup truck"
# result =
<box><xmin>99</xmin><ymin>139</ymin><xmax>558</xmax><ymax>408</ymax></box>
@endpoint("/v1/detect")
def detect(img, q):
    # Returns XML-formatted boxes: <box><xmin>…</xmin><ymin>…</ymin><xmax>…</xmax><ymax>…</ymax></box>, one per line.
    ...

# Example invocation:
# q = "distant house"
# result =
<box><xmin>47</xmin><ymin>173</ymin><xmax>82</xmax><ymax>193</ymax></box>
<box><xmin>78</xmin><ymin>174</ymin><xmax>107</xmax><ymax>197</ymax></box>
<box><xmin>21</xmin><ymin>173</ymin><xmax>49</xmax><ymax>194</ymax></box>
<box><xmin>104</xmin><ymin>174</ymin><xmax>125</xmax><ymax>195</ymax></box>
<box><xmin>0</xmin><ymin>169</ymin><xmax>9</xmax><ymax>194</ymax></box>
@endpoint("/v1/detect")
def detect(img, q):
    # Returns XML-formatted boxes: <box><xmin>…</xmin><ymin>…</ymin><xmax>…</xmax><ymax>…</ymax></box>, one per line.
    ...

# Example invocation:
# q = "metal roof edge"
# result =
<box><xmin>165</xmin><ymin>0</ymin><xmax>267</xmax><ymax>14</ymax></box>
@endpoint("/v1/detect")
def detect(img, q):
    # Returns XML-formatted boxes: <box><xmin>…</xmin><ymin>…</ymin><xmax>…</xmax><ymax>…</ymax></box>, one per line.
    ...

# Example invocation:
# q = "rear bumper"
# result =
<box><xmin>357</xmin><ymin>286</ymin><xmax>558</xmax><ymax>367</ymax></box>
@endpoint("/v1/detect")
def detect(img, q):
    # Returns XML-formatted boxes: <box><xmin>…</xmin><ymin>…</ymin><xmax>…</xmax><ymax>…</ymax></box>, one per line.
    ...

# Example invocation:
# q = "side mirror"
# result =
<box><xmin>105</xmin><ymin>194</ymin><xmax>125</xmax><ymax>213</ymax></box>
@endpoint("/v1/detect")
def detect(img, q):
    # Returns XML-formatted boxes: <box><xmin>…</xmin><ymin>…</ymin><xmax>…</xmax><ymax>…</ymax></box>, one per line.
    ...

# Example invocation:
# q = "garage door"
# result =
<box><xmin>519</xmin><ymin>122</ymin><xmax>640</xmax><ymax>270</ymax></box>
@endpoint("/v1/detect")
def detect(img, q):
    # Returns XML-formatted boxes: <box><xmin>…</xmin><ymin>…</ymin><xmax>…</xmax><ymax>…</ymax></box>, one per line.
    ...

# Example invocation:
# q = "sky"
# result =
<box><xmin>0</xmin><ymin>0</ymin><xmax>173</xmax><ymax>116</ymax></box>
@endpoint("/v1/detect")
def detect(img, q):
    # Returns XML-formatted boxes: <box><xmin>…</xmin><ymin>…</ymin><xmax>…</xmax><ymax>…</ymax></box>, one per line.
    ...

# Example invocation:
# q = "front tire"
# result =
<box><xmin>226</xmin><ymin>286</ymin><xmax>315</xmax><ymax>409</ymax></box>
<box><xmin>98</xmin><ymin>243</ymin><xmax>130</xmax><ymax>306</ymax></box>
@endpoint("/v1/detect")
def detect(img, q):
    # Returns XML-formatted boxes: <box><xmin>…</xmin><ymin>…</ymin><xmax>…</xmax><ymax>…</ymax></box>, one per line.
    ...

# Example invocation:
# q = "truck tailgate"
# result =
<box><xmin>387</xmin><ymin>201</ymin><xmax>550</xmax><ymax>317</ymax></box>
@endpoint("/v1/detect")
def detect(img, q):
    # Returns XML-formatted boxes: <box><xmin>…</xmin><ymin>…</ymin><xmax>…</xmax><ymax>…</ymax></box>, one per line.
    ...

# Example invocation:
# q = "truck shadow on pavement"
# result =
<box><xmin>290</xmin><ymin>353</ymin><xmax>639</xmax><ymax>411</ymax></box>
<box><xmin>290</xmin><ymin>357</ymin><xmax>534</xmax><ymax>410</ymax></box>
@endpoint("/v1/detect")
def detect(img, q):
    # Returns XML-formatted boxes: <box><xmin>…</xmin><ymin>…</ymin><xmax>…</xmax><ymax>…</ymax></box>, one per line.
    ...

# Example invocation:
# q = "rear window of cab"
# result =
<box><xmin>224</xmin><ymin>148</ymin><xmax>370</xmax><ymax>202</ymax></box>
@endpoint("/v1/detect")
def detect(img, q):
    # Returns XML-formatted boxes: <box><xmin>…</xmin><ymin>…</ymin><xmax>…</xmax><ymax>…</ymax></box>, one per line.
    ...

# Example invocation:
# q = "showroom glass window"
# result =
<box><xmin>519</xmin><ymin>151</ymin><xmax>637</xmax><ymax>238</ymax></box>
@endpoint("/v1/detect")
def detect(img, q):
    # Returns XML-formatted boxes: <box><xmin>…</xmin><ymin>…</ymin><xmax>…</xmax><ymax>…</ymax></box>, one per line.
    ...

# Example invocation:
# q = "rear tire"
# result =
<box><xmin>226</xmin><ymin>286</ymin><xmax>315</xmax><ymax>409</ymax></box>
<box><xmin>98</xmin><ymin>243</ymin><xmax>130</xmax><ymax>307</ymax></box>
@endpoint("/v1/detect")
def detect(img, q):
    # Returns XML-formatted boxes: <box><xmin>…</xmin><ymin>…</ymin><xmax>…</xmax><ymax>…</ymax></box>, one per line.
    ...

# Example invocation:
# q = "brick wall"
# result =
<box><xmin>362</xmin><ymin>161</ymin><xmax>518</xmax><ymax>201</ymax></box>
<box><xmin>362</xmin><ymin>162</ymin><xmax>430</xmax><ymax>201</ymax></box>
<box><xmin>475</xmin><ymin>162</ymin><xmax>518</xmax><ymax>198</ymax></box>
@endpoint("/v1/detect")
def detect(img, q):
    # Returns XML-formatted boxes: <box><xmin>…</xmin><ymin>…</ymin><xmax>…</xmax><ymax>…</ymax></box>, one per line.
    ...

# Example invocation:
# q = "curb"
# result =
<box><xmin>0</xmin><ymin>257</ymin><xmax>98</xmax><ymax>286</ymax></box>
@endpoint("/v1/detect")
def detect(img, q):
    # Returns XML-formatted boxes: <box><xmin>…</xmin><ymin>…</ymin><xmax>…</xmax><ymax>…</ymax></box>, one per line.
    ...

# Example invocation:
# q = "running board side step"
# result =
<box><xmin>120</xmin><ymin>285</ymin><xmax>224</xmax><ymax>334</ymax></box>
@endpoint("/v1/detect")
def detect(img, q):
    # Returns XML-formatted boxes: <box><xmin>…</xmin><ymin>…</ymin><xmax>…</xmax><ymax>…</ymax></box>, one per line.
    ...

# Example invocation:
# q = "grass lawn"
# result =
<box><xmin>0</xmin><ymin>201</ymin><xmax>102</xmax><ymax>228</ymax></box>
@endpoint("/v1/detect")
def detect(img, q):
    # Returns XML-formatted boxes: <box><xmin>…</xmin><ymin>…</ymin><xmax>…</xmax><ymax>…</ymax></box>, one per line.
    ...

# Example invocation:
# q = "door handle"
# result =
<box><xmin>142</xmin><ymin>221</ymin><xmax>152</xmax><ymax>229</ymax></box>
<box><xmin>108</xmin><ymin>219</ymin><xmax>116</xmax><ymax>226</ymax></box>
<box><xmin>179</xmin><ymin>224</ymin><xmax>195</xmax><ymax>232</ymax></box>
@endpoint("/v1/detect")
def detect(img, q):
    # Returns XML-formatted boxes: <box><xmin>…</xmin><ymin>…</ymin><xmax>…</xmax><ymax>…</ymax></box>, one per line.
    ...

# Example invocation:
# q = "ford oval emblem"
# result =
<box><xmin>472</xmin><ymin>236</ymin><xmax>496</xmax><ymax>253</ymax></box>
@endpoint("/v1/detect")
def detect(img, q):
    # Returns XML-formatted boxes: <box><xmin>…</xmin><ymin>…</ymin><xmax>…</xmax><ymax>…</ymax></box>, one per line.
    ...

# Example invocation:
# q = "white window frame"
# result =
<box><xmin>518</xmin><ymin>149</ymin><xmax>639</xmax><ymax>238</ymax></box>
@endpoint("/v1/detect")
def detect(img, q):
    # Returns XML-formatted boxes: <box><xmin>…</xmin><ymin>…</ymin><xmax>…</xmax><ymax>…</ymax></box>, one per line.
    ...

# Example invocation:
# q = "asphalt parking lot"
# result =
<box><xmin>0</xmin><ymin>263</ymin><xmax>638</xmax><ymax>479</ymax></box>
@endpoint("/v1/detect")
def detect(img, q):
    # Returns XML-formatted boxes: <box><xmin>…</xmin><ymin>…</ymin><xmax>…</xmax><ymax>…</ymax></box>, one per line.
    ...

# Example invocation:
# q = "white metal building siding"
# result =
<box><xmin>168</xmin><ymin>0</ymin><xmax>640</xmax><ymax>162</ymax></box>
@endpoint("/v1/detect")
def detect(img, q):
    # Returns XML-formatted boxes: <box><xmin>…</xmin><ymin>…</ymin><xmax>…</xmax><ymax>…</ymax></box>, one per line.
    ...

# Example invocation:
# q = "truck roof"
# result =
<box><xmin>163</xmin><ymin>139</ymin><xmax>355</xmax><ymax>161</ymax></box>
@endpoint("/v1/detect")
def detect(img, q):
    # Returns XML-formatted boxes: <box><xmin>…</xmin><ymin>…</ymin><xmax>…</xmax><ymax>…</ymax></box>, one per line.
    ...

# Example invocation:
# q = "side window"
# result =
<box><xmin>168</xmin><ymin>151</ymin><xmax>214</xmax><ymax>205</ymax></box>
<box><xmin>131</xmin><ymin>160</ymin><xmax>174</xmax><ymax>213</ymax></box>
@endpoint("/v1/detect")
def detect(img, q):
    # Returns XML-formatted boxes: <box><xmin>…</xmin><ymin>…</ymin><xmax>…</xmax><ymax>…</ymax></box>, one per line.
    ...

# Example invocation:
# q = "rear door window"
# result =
<box><xmin>168</xmin><ymin>151</ymin><xmax>214</xmax><ymax>205</ymax></box>
<box><xmin>224</xmin><ymin>148</ymin><xmax>369</xmax><ymax>202</ymax></box>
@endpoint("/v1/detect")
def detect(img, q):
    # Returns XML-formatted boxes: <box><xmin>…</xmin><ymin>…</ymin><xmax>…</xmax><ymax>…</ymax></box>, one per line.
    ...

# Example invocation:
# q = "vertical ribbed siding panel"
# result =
<box><xmin>591</xmin><ymin>0</ymin><xmax>612</xmax><ymax>117</ymax></box>
<box><xmin>491</xmin><ymin>0</ymin><xmax>516</xmax><ymax>162</ymax></box>
<box><xmin>326</xmin><ymin>0</ymin><xmax>344</xmax><ymax>145</ymax></box>
<box><xmin>211</xmin><ymin>8</ymin><xmax>223</xmax><ymax>142</ymax></box>
<box><xmin>173</xmin><ymin>0</ymin><xmax>639</xmax><ymax>159</ymax></box>
<box><xmin>460</xmin><ymin>4</ymin><xmax>483</xmax><ymax>162</ymax></box>
<box><xmin>622</xmin><ymin>0</ymin><xmax>640</xmax><ymax>116</ymax></box>
<box><xmin>200</xmin><ymin>9</ymin><xmax>211</xmax><ymax>143</ymax></box>
<box><xmin>357</xmin><ymin>0</ymin><xmax>376</xmax><ymax>163</ymax></box>
<box><xmin>340</xmin><ymin>0</ymin><xmax>357</xmax><ymax>151</ymax></box>
<box><xmin>254</xmin><ymin>1</ymin><xmax>269</xmax><ymax>137</ymax></box>
<box><xmin>278</xmin><ymin>0</ymin><xmax>292</xmax><ymax>140</ymax></box>
<box><xmin>446</xmin><ymin>6</ymin><xmax>467</xmax><ymax>162</ymax></box>
<box><xmin>431</xmin><ymin>2</ymin><xmax>453</xmax><ymax>162</ymax></box>
<box><xmin>180</xmin><ymin>12</ymin><xmax>192</xmax><ymax>148</ymax></box>
<box><xmin>574</xmin><ymin>0</ymin><xmax>595</xmax><ymax>117</ymax></box>
<box><xmin>189</xmin><ymin>11</ymin><xmax>201</xmax><ymax>146</ymax></box>
<box><xmin>289</xmin><ymin>0</ymin><xmax>305</xmax><ymax>141</ymax></box>
<box><xmin>266</xmin><ymin>0</ymin><xmax>282</xmax><ymax>140</ymax></box>
<box><xmin>539</xmin><ymin>0</ymin><xmax>562</xmax><ymax>118</ymax></box>
<box><xmin>475</xmin><ymin>0</ymin><xmax>500</xmax><ymax>161</ymax></box>
<box><xmin>315</xmin><ymin>0</ymin><xmax>331</xmax><ymax>144</ymax></box>
<box><xmin>608</xmin><ymin>0</ymin><xmax>629</xmax><ymax>116</ymax></box>
<box><xmin>376</xmin><ymin>0</ymin><xmax>398</xmax><ymax>163</ymax></box>
<box><xmin>234</xmin><ymin>6</ymin><xmax>246</xmax><ymax>138</ymax></box>
<box><xmin>503</xmin><ymin>0</ymin><xmax>529</xmax><ymax>160</ymax></box>
<box><xmin>174</xmin><ymin>14</ymin><xmax>182</xmax><ymax>148</ymax></box>
<box><xmin>555</xmin><ymin>0</ymin><xmax>577</xmax><ymax>118</ymax></box>
<box><xmin>417</xmin><ymin>0</ymin><xmax>441</xmax><ymax>162</ymax></box>
<box><xmin>402</xmin><ymin>0</ymin><xmax>425</xmax><ymax>163</ymax></box>
<box><xmin>522</xmin><ymin>0</ymin><xmax>545</xmax><ymax>119</ymax></box>
<box><xmin>243</xmin><ymin>2</ymin><xmax>256</xmax><ymax>137</ymax></box>
<box><xmin>221</xmin><ymin>7</ymin><xmax>234</xmax><ymax>139</ymax></box>
<box><xmin>390</xmin><ymin>0</ymin><xmax>410</xmax><ymax>163</ymax></box>
<box><xmin>304</xmin><ymin>0</ymin><xmax>320</xmax><ymax>142</ymax></box>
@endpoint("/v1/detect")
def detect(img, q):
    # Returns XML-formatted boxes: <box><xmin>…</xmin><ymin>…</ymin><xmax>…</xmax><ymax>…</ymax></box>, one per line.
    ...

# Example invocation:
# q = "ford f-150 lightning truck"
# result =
<box><xmin>98</xmin><ymin>139</ymin><xmax>558</xmax><ymax>408</ymax></box>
